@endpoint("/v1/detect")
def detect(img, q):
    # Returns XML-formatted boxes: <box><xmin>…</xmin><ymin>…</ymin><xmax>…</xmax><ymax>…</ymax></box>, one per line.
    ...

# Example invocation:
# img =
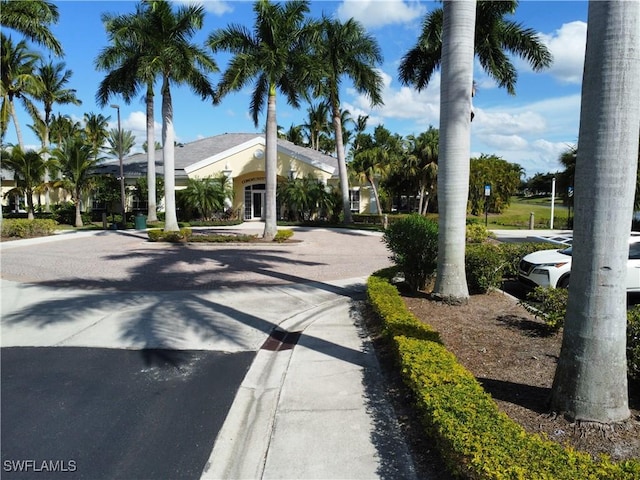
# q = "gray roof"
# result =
<box><xmin>97</xmin><ymin>133</ymin><xmax>340</xmax><ymax>179</ymax></box>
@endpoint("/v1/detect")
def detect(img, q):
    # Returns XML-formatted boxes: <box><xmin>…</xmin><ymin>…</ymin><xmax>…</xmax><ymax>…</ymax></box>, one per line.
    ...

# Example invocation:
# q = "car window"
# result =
<box><xmin>629</xmin><ymin>242</ymin><xmax>640</xmax><ymax>259</ymax></box>
<box><xmin>560</xmin><ymin>246</ymin><xmax>572</xmax><ymax>256</ymax></box>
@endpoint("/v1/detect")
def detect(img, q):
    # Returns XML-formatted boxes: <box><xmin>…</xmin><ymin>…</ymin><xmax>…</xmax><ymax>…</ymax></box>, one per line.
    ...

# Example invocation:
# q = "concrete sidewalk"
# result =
<box><xmin>1</xmin><ymin>227</ymin><xmax>418</xmax><ymax>479</ymax></box>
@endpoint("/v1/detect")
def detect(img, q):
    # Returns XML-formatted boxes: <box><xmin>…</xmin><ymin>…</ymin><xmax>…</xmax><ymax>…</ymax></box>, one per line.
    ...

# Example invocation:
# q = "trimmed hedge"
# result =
<box><xmin>366</xmin><ymin>269</ymin><xmax>640</xmax><ymax>479</ymax></box>
<box><xmin>147</xmin><ymin>228</ymin><xmax>192</xmax><ymax>242</ymax></box>
<box><xmin>1</xmin><ymin>218</ymin><xmax>58</xmax><ymax>238</ymax></box>
<box><xmin>274</xmin><ymin>229</ymin><xmax>294</xmax><ymax>243</ymax></box>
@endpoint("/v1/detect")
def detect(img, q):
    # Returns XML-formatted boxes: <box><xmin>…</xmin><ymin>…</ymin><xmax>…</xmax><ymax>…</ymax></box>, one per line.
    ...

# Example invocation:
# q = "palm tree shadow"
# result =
<box><xmin>3</xmin><ymin>243</ymin><xmax>369</xmax><ymax>368</ymax></box>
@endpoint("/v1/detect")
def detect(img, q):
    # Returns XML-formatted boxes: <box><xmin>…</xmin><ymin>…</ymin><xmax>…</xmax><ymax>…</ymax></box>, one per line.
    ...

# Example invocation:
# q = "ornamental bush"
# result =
<box><xmin>627</xmin><ymin>306</ymin><xmax>640</xmax><ymax>381</ymax></box>
<box><xmin>1</xmin><ymin>218</ymin><xmax>57</xmax><ymax>238</ymax></box>
<box><xmin>382</xmin><ymin>214</ymin><xmax>438</xmax><ymax>291</ymax></box>
<box><xmin>521</xmin><ymin>286</ymin><xmax>568</xmax><ymax>331</ymax></box>
<box><xmin>465</xmin><ymin>243</ymin><xmax>504</xmax><ymax>293</ymax></box>
<box><xmin>147</xmin><ymin>228</ymin><xmax>192</xmax><ymax>242</ymax></box>
<box><xmin>273</xmin><ymin>229</ymin><xmax>294</xmax><ymax>243</ymax></box>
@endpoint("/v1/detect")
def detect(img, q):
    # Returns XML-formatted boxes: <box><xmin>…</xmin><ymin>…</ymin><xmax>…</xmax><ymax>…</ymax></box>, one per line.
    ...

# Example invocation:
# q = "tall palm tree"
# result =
<box><xmin>0</xmin><ymin>34</ymin><xmax>41</xmax><ymax>148</ymax></box>
<box><xmin>550</xmin><ymin>0</ymin><xmax>640</xmax><ymax>424</ymax></box>
<box><xmin>32</xmin><ymin>60</ymin><xmax>81</xmax><ymax>212</ymax></box>
<box><xmin>52</xmin><ymin>136</ymin><xmax>99</xmax><ymax>227</ymax></box>
<box><xmin>0</xmin><ymin>0</ymin><xmax>62</xmax><ymax>56</ymax></box>
<box><xmin>208</xmin><ymin>0</ymin><xmax>315</xmax><ymax>240</ymax></box>
<box><xmin>311</xmin><ymin>17</ymin><xmax>383</xmax><ymax>225</ymax></box>
<box><xmin>398</xmin><ymin>0</ymin><xmax>552</xmax><ymax>95</ymax></box>
<box><xmin>2</xmin><ymin>145</ymin><xmax>53</xmax><ymax>219</ymax></box>
<box><xmin>84</xmin><ymin>112</ymin><xmax>111</xmax><ymax>161</ymax></box>
<box><xmin>96</xmin><ymin>3</ymin><xmax>159</xmax><ymax>223</ymax></box>
<box><xmin>430</xmin><ymin>0</ymin><xmax>477</xmax><ymax>304</ymax></box>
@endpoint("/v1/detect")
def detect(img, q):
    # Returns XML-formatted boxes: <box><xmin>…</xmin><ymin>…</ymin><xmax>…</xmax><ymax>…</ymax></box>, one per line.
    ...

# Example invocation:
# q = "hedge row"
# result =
<box><xmin>1</xmin><ymin>218</ymin><xmax>58</xmax><ymax>238</ymax></box>
<box><xmin>366</xmin><ymin>268</ymin><xmax>640</xmax><ymax>479</ymax></box>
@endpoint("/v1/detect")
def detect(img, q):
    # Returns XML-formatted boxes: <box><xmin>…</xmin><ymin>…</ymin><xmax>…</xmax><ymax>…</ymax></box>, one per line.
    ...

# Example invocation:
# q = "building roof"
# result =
<box><xmin>95</xmin><ymin>133</ymin><xmax>340</xmax><ymax>179</ymax></box>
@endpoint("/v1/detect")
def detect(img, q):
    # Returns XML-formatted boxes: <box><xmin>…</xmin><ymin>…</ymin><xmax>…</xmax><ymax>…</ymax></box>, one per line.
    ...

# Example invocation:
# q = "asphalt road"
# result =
<box><xmin>1</xmin><ymin>347</ymin><xmax>253</xmax><ymax>480</ymax></box>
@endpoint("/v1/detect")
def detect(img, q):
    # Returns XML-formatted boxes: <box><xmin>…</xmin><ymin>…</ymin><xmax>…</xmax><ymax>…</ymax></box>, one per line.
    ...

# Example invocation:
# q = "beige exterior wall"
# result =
<box><xmin>188</xmin><ymin>145</ymin><xmax>335</xmax><ymax>219</ymax></box>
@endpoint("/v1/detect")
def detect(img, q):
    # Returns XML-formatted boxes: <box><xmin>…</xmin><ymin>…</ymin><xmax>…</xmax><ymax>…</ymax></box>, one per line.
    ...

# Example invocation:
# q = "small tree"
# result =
<box><xmin>177</xmin><ymin>174</ymin><xmax>232</xmax><ymax>221</ymax></box>
<box><xmin>383</xmin><ymin>214</ymin><xmax>438</xmax><ymax>291</ymax></box>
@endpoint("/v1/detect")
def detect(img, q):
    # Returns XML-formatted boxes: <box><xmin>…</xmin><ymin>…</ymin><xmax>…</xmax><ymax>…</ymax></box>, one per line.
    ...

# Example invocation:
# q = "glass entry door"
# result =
<box><xmin>244</xmin><ymin>183</ymin><xmax>266</xmax><ymax>220</ymax></box>
<box><xmin>252</xmin><ymin>191</ymin><xmax>264</xmax><ymax>219</ymax></box>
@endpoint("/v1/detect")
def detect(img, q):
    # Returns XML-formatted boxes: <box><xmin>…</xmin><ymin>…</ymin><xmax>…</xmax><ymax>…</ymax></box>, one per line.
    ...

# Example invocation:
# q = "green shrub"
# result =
<box><xmin>188</xmin><ymin>233</ymin><xmax>257</xmax><ymax>243</ymax></box>
<box><xmin>382</xmin><ymin>214</ymin><xmax>438</xmax><ymax>291</ymax></box>
<box><xmin>52</xmin><ymin>202</ymin><xmax>90</xmax><ymax>226</ymax></box>
<box><xmin>521</xmin><ymin>286</ymin><xmax>568</xmax><ymax>331</ymax></box>
<box><xmin>366</xmin><ymin>269</ymin><xmax>640</xmax><ymax>479</ymax></box>
<box><xmin>466</xmin><ymin>223</ymin><xmax>493</xmax><ymax>243</ymax></box>
<box><xmin>465</xmin><ymin>243</ymin><xmax>504</xmax><ymax>294</ymax></box>
<box><xmin>1</xmin><ymin>218</ymin><xmax>58</xmax><ymax>238</ymax></box>
<box><xmin>146</xmin><ymin>227</ymin><xmax>192</xmax><ymax>243</ymax></box>
<box><xmin>628</xmin><ymin>306</ymin><xmax>640</xmax><ymax>381</ymax></box>
<box><xmin>274</xmin><ymin>229</ymin><xmax>294</xmax><ymax>243</ymax></box>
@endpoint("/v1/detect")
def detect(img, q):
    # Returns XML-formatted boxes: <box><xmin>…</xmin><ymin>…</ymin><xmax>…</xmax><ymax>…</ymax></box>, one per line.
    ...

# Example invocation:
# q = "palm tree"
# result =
<box><xmin>0</xmin><ymin>0</ymin><xmax>62</xmax><ymax>56</ymax></box>
<box><xmin>550</xmin><ymin>1</ymin><xmax>640</xmax><ymax>424</ymax></box>
<box><xmin>398</xmin><ymin>0</ymin><xmax>552</xmax><ymax>95</ymax></box>
<box><xmin>106</xmin><ymin>128</ymin><xmax>136</xmax><ymax>159</ymax></box>
<box><xmin>52</xmin><ymin>136</ymin><xmax>99</xmax><ymax>227</ymax></box>
<box><xmin>302</xmin><ymin>101</ymin><xmax>331</xmax><ymax>151</ymax></box>
<box><xmin>208</xmin><ymin>0</ymin><xmax>315</xmax><ymax>240</ymax></box>
<box><xmin>32</xmin><ymin>60</ymin><xmax>81</xmax><ymax>212</ymax></box>
<box><xmin>49</xmin><ymin>113</ymin><xmax>81</xmax><ymax>148</ymax></box>
<box><xmin>2</xmin><ymin>145</ymin><xmax>53</xmax><ymax>219</ymax></box>
<box><xmin>0</xmin><ymin>34</ymin><xmax>41</xmax><ymax>148</ymax></box>
<box><xmin>406</xmin><ymin>127</ymin><xmax>439</xmax><ymax>215</ymax></box>
<box><xmin>429</xmin><ymin>0</ymin><xmax>477</xmax><ymax>304</ymax></box>
<box><xmin>96</xmin><ymin>3</ymin><xmax>159</xmax><ymax>223</ymax></box>
<box><xmin>179</xmin><ymin>175</ymin><xmax>233</xmax><ymax>221</ymax></box>
<box><xmin>84</xmin><ymin>112</ymin><xmax>111</xmax><ymax>161</ymax></box>
<box><xmin>311</xmin><ymin>17</ymin><xmax>383</xmax><ymax>225</ymax></box>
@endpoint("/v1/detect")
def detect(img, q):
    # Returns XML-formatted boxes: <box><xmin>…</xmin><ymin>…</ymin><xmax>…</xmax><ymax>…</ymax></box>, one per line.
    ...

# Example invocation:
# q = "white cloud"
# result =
<box><xmin>109</xmin><ymin>110</ymin><xmax>162</xmax><ymax>153</ymax></box>
<box><xmin>483</xmin><ymin>134</ymin><xmax>528</xmax><ymax>151</ymax></box>
<box><xmin>337</xmin><ymin>0</ymin><xmax>425</xmax><ymax>29</ymax></box>
<box><xmin>539</xmin><ymin>21</ymin><xmax>587</xmax><ymax>85</ymax></box>
<box><xmin>474</xmin><ymin>109</ymin><xmax>547</xmax><ymax>136</ymax></box>
<box><xmin>347</xmin><ymin>69</ymin><xmax>440</xmax><ymax>128</ymax></box>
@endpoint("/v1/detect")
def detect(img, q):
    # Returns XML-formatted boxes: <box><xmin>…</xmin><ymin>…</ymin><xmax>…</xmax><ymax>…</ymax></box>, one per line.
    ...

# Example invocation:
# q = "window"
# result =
<box><xmin>349</xmin><ymin>189</ymin><xmax>360</xmax><ymax>213</ymax></box>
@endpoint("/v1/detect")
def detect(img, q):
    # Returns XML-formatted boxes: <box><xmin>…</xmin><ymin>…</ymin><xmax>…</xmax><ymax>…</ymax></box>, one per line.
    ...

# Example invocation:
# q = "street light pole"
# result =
<box><xmin>111</xmin><ymin>104</ymin><xmax>126</xmax><ymax>228</ymax></box>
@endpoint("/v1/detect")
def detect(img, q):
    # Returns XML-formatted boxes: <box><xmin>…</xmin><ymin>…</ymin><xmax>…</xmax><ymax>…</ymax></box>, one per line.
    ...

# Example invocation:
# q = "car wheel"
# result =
<box><xmin>558</xmin><ymin>276</ymin><xmax>570</xmax><ymax>289</ymax></box>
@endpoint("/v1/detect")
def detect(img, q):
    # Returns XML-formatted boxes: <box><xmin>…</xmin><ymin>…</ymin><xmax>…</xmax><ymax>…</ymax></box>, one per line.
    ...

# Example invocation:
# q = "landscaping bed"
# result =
<box><xmin>366</xmin><ymin>270</ymin><xmax>640</xmax><ymax>479</ymax></box>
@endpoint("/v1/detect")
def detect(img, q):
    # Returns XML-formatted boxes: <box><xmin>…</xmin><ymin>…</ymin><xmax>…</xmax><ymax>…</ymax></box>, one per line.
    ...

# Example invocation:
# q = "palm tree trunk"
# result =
<box><xmin>146</xmin><ymin>85</ymin><xmax>158</xmax><ymax>223</ymax></box>
<box><xmin>550</xmin><ymin>0</ymin><xmax>639</xmax><ymax>423</ymax></box>
<box><xmin>332</xmin><ymin>103</ymin><xmax>352</xmax><ymax>224</ymax></box>
<box><xmin>263</xmin><ymin>86</ymin><xmax>278</xmax><ymax>241</ymax></box>
<box><xmin>161</xmin><ymin>76</ymin><xmax>179</xmax><ymax>232</ymax></box>
<box><xmin>74</xmin><ymin>189</ymin><xmax>83</xmax><ymax>227</ymax></box>
<box><xmin>10</xmin><ymin>102</ymin><xmax>25</xmax><ymax>150</ymax></box>
<box><xmin>43</xmin><ymin>125</ymin><xmax>51</xmax><ymax>212</ymax></box>
<box><xmin>433</xmin><ymin>0</ymin><xmax>476</xmax><ymax>304</ymax></box>
<box><xmin>418</xmin><ymin>184</ymin><xmax>425</xmax><ymax>214</ymax></box>
<box><xmin>26</xmin><ymin>187</ymin><xmax>35</xmax><ymax>220</ymax></box>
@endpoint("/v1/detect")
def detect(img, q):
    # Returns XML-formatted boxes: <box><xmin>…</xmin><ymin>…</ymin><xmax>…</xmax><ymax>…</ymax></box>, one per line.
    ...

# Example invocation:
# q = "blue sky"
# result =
<box><xmin>4</xmin><ymin>0</ymin><xmax>589</xmax><ymax>178</ymax></box>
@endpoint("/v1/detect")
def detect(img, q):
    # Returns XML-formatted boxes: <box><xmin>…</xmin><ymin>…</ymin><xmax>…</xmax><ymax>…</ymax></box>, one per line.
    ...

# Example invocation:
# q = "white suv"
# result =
<box><xmin>518</xmin><ymin>235</ymin><xmax>640</xmax><ymax>290</ymax></box>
